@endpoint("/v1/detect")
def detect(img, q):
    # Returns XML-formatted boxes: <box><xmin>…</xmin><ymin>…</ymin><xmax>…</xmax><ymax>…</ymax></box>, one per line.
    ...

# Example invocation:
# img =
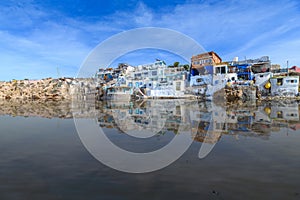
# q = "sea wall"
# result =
<box><xmin>0</xmin><ymin>78</ymin><xmax>97</xmax><ymax>100</ymax></box>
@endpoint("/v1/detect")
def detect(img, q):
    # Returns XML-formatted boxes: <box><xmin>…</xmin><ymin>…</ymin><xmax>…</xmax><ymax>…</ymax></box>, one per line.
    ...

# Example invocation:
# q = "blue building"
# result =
<box><xmin>230</xmin><ymin>63</ymin><xmax>253</xmax><ymax>81</ymax></box>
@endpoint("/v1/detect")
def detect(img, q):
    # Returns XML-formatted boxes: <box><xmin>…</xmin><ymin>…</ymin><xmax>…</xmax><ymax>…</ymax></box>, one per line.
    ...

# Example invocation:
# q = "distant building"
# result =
<box><xmin>250</xmin><ymin>56</ymin><xmax>271</xmax><ymax>73</ymax></box>
<box><xmin>271</xmin><ymin>64</ymin><xmax>281</xmax><ymax>71</ymax></box>
<box><xmin>289</xmin><ymin>66</ymin><xmax>300</xmax><ymax>73</ymax></box>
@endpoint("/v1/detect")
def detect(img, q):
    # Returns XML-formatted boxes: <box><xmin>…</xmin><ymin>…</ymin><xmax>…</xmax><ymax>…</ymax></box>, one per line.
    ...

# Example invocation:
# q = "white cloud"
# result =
<box><xmin>134</xmin><ymin>2</ymin><xmax>154</xmax><ymax>26</ymax></box>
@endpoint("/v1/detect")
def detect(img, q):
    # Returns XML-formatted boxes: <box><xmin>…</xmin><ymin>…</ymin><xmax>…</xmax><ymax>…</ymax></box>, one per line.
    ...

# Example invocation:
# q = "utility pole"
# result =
<box><xmin>287</xmin><ymin>60</ymin><xmax>289</xmax><ymax>76</ymax></box>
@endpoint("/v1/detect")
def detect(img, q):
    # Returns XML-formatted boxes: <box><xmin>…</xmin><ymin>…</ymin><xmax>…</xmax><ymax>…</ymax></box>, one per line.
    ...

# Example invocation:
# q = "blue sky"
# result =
<box><xmin>1</xmin><ymin>0</ymin><xmax>300</xmax><ymax>80</ymax></box>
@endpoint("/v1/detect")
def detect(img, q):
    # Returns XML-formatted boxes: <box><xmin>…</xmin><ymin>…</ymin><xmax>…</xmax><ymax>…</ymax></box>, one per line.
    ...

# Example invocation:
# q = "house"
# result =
<box><xmin>229</xmin><ymin>63</ymin><xmax>253</xmax><ymax>81</ymax></box>
<box><xmin>289</xmin><ymin>66</ymin><xmax>300</xmax><ymax>73</ymax></box>
<box><xmin>228</xmin><ymin>56</ymin><xmax>271</xmax><ymax>81</ymax></box>
<box><xmin>270</xmin><ymin>76</ymin><xmax>299</xmax><ymax>96</ymax></box>
<box><xmin>253</xmin><ymin>72</ymin><xmax>273</xmax><ymax>95</ymax></box>
<box><xmin>271</xmin><ymin>64</ymin><xmax>281</xmax><ymax>72</ymax></box>
<box><xmin>191</xmin><ymin>51</ymin><xmax>222</xmax><ymax>75</ymax></box>
<box><xmin>250</xmin><ymin>56</ymin><xmax>271</xmax><ymax>73</ymax></box>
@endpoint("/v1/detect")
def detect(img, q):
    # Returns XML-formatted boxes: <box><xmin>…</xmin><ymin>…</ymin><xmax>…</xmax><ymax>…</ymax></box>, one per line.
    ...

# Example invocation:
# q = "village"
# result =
<box><xmin>95</xmin><ymin>51</ymin><xmax>300</xmax><ymax>102</ymax></box>
<box><xmin>1</xmin><ymin>51</ymin><xmax>300</xmax><ymax>102</ymax></box>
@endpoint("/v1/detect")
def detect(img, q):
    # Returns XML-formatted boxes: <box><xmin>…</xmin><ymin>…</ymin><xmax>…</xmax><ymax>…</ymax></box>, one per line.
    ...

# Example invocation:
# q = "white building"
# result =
<box><xmin>270</xmin><ymin>76</ymin><xmax>299</xmax><ymax>96</ymax></box>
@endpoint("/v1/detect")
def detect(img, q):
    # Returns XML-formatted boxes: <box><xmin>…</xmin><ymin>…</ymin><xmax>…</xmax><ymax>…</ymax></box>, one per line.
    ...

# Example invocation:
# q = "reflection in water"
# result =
<box><xmin>1</xmin><ymin>99</ymin><xmax>300</xmax><ymax>199</ymax></box>
<box><xmin>0</xmin><ymin>100</ymin><xmax>73</xmax><ymax>118</ymax></box>
<box><xmin>95</xmin><ymin>100</ymin><xmax>300</xmax><ymax>144</ymax></box>
<box><xmin>0</xmin><ymin>99</ymin><xmax>300</xmax><ymax>144</ymax></box>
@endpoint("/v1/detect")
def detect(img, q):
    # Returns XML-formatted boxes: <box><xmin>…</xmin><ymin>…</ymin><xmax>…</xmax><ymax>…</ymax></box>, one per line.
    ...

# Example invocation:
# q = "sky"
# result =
<box><xmin>0</xmin><ymin>0</ymin><xmax>300</xmax><ymax>80</ymax></box>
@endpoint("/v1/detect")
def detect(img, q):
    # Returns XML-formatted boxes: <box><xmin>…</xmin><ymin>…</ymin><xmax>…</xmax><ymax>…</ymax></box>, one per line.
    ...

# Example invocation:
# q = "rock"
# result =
<box><xmin>0</xmin><ymin>78</ymin><xmax>97</xmax><ymax>101</ymax></box>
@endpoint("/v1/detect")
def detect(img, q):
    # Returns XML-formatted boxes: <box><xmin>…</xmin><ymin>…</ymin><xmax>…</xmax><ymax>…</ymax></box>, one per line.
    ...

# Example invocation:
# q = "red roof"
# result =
<box><xmin>289</xmin><ymin>66</ymin><xmax>300</xmax><ymax>72</ymax></box>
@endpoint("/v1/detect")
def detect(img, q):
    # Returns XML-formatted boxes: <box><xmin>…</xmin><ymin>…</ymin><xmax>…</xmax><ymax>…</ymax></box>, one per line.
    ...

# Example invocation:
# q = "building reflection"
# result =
<box><xmin>0</xmin><ymin>99</ymin><xmax>299</xmax><ymax>144</ymax></box>
<box><xmin>96</xmin><ymin>100</ymin><xmax>300</xmax><ymax>144</ymax></box>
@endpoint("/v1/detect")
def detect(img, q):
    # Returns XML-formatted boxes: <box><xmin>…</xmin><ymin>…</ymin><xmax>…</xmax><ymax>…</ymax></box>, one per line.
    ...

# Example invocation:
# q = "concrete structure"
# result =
<box><xmin>254</xmin><ymin>72</ymin><xmax>273</xmax><ymax>95</ymax></box>
<box><xmin>270</xmin><ymin>76</ymin><xmax>299</xmax><ymax>96</ymax></box>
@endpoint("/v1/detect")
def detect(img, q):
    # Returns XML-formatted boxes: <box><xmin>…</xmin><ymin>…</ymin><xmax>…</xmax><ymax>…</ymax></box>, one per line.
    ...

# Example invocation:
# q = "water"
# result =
<box><xmin>0</xmin><ymin>100</ymin><xmax>300</xmax><ymax>199</ymax></box>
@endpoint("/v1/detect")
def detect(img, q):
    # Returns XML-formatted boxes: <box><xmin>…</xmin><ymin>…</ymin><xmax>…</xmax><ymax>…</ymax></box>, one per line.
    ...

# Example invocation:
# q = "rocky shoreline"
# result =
<box><xmin>1</xmin><ymin>77</ymin><xmax>300</xmax><ymax>104</ymax></box>
<box><xmin>0</xmin><ymin>78</ymin><xmax>96</xmax><ymax>100</ymax></box>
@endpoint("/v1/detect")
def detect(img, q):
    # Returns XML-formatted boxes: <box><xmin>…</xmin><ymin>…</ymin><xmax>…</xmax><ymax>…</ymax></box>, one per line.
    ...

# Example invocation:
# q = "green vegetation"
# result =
<box><xmin>173</xmin><ymin>62</ymin><xmax>179</xmax><ymax>68</ymax></box>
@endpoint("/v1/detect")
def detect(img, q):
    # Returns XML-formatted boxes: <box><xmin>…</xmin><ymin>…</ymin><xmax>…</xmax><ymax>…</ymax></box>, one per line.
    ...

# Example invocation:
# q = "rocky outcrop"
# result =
<box><xmin>0</xmin><ymin>78</ymin><xmax>97</xmax><ymax>101</ymax></box>
<box><xmin>225</xmin><ymin>85</ymin><xmax>258</xmax><ymax>102</ymax></box>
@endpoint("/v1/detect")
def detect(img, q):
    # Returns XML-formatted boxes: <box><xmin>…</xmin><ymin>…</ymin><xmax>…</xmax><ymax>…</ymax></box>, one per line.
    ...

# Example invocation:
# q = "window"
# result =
<box><xmin>176</xmin><ymin>82</ymin><xmax>181</xmax><ymax>91</ymax></box>
<box><xmin>175</xmin><ymin>106</ymin><xmax>181</xmax><ymax>115</ymax></box>
<box><xmin>152</xmin><ymin>71</ymin><xmax>157</xmax><ymax>76</ymax></box>
<box><xmin>221</xmin><ymin>67</ymin><xmax>226</xmax><ymax>74</ymax></box>
<box><xmin>277</xmin><ymin>111</ymin><xmax>283</xmax><ymax>118</ymax></box>
<box><xmin>216</xmin><ymin>67</ymin><xmax>226</xmax><ymax>74</ymax></box>
<box><xmin>277</xmin><ymin>78</ymin><xmax>283</xmax><ymax>86</ymax></box>
<box><xmin>196</xmin><ymin>78</ymin><xmax>203</xmax><ymax>83</ymax></box>
<box><xmin>135</xmin><ymin>73</ymin><xmax>141</xmax><ymax>78</ymax></box>
<box><xmin>286</xmin><ymin>79</ymin><xmax>297</xmax><ymax>84</ymax></box>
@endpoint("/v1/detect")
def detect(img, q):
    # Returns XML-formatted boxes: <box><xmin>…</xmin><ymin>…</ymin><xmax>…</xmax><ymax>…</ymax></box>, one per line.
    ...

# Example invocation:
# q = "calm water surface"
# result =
<box><xmin>0</xmin><ymin>100</ymin><xmax>300</xmax><ymax>200</ymax></box>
